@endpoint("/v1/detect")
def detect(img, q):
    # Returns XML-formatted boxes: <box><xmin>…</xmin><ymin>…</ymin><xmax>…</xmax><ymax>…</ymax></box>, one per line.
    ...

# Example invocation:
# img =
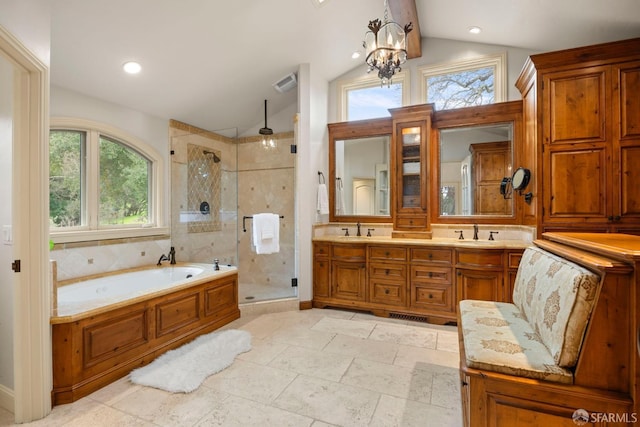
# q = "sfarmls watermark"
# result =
<box><xmin>572</xmin><ymin>408</ymin><xmax>638</xmax><ymax>425</ymax></box>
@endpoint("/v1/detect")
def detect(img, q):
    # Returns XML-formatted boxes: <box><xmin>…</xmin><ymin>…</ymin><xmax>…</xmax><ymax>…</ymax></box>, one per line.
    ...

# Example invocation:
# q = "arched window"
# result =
<box><xmin>49</xmin><ymin>118</ymin><xmax>166</xmax><ymax>242</ymax></box>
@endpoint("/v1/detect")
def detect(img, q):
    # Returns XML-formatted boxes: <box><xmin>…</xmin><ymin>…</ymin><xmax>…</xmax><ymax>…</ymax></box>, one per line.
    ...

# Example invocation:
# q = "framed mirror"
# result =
<box><xmin>328</xmin><ymin>118</ymin><xmax>393</xmax><ymax>223</ymax></box>
<box><xmin>431</xmin><ymin>101</ymin><xmax>523</xmax><ymax>223</ymax></box>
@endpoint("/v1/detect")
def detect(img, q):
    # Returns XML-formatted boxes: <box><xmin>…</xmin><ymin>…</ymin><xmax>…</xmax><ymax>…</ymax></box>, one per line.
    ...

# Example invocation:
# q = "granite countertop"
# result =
<box><xmin>312</xmin><ymin>235</ymin><xmax>531</xmax><ymax>250</ymax></box>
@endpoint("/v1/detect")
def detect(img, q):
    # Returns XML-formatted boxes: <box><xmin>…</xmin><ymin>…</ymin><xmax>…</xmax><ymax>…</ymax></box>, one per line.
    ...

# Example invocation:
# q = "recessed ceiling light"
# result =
<box><xmin>351</xmin><ymin>51</ymin><xmax>361</xmax><ymax>59</ymax></box>
<box><xmin>468</xmin><ymin>26</ymin><xmax>482</xmax><ymax>35</ymax></box>
<box><xmin>311</xmin><ymin>0</ymin><xmax>328</xmax><ymax>7</ymax></box>
<box><xmin>123</xmin><ymin>61</ymin><xmax>142</xmax><ymax>74</ymax></box>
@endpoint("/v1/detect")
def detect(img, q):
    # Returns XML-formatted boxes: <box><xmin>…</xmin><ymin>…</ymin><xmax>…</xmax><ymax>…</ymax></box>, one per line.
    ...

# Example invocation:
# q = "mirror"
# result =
<box><xmin>439</xmin><ymin>123</ymin><xmax>514</xmax><ymax>216</ymax></box>
<box><xmin>432</xmin><ymin>100</ymin><xmax>522</xmax><ymax>221</ymax></box>
<box><xmin>328</xmin><ymin>118</ymin><xmax>392</xmax><ymax>223</ymax></box>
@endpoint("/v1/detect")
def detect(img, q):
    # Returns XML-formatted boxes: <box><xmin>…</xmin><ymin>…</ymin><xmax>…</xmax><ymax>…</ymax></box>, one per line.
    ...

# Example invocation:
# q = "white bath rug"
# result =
<box><xmin>129</xmin><ymin>329</ymin><xmax>251</xmax><ymax>393</ymax></box>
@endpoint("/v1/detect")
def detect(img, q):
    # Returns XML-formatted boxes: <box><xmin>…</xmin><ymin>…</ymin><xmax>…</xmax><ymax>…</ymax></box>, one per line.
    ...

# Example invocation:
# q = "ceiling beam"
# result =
<box><xmin>388</xmin><ymin>0</ymin><xmax>422</xmax><ymax>59</ymax></box>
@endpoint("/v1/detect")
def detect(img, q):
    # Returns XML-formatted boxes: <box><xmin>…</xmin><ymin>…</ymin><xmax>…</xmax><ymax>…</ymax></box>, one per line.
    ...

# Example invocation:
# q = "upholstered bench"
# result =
<box><xmin>460</xmin><ymin>246</ymin><xmax>600</xmax><ymax>384</ymax></box>
<box><xmin>458</xmin><ymin>237</ymin><xmax>637</xmax><ymax>426</ymax></box>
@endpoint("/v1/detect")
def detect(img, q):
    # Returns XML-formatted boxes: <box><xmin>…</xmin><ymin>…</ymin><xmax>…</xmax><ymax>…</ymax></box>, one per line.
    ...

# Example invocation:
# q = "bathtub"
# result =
<box><xmin>54</xmin><ymin>263</ymin><xmax>236</xmax><ymax>317</ymax></box>
<box><xmin>51</xmin><ymin>262</ymin><xmax>240</xmax><ymax>405</ymax></box>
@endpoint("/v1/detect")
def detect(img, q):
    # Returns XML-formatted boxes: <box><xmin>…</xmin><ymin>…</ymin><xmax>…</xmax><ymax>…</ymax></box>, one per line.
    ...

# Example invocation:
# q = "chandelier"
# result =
<box><xmin>363</xmin><ymin>0</ymin><xmax>412</xmax><ymax>87</ymax></box>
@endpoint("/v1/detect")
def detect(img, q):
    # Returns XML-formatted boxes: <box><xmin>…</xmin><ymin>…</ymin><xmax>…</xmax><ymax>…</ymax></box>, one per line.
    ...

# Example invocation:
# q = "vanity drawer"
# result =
<box><xmin>410</xmin><ymin>248</ymin><xmax>453</xmax><ymax>264</ymax></box>
<box><xmin>507</xmin><ymin>251</ymin><xmax>524</xmax><ymax>269</ymax></box>
<box><xmin>313</xmin><ymin>242</ymin><xmax>330</xmax><ymax>258</ymax></box>
<box><xmin>369</xmin><ymin>246</ymin><xmax>407</xmax><ymax>262</ymax></box>
<box><xmin>395</xmin><ymin>216</ymin><xmax>427</xmax><ymax>229</ymax></box>
<box><xmin>411</xmin><ymin>282</ymin><xmax>454</xmax><ymax>312</ymax></box>
<box><xmin>332</xmin><ymin>244</ymin><xmax>366</xmax><ymax>260</ymax></box>
<box><xmin>456</xmin><ymin>249</ymin><xmax>503</xmax><ymax>268</ymax></box>
<box><xmin>369</xmin><ymin>263</ymin><xmax>407</xmax><ymax>280</ymax></box>
<box><xmin>411</xmin><ymin>265</ymin><xmax>452</xmax><ymax>284</ymax></box>
<box><xmin>369</xmin><ymin>280</ymin><xmax>406</xmax><ymax>306</ymax></box>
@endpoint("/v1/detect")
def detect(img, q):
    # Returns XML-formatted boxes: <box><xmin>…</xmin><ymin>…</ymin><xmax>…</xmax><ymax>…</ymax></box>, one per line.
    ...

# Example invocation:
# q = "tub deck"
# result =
<box><xmin>51</xmin><ymin>266</ymin><xmax>240</xmax><ymax>405</ymax></box>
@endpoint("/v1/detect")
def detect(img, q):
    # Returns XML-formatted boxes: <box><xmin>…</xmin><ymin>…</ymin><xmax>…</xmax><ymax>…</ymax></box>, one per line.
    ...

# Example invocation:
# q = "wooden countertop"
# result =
<box><xmin>543</xmin><ymin>232</ymin><xmax>640</xmax><ymax>262</ymax></box>
<box><xmin>312</xmin><ymin>235</ymin><xmax>530</xmax><ymax>250</ymax></box>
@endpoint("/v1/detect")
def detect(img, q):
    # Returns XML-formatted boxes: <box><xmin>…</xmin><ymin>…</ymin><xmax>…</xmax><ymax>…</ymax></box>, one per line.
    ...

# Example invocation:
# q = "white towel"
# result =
<box><xmin>335</xmin><ymin>178</ymin><xmax>346</xmax><ymax>215</ymax></box>
<box><xmin>252</xmin><ymin>213</ymin><xmax>280</xmax><ymax>254</ymax></box>
<box><xmin>317</xmin><ymin>183</ymin><xmax>329</xmax><ymax>215</ymax></box>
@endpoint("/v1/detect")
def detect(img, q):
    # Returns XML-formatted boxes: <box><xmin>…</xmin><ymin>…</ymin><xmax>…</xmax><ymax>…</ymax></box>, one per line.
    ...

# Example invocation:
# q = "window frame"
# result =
<box><xmin>419</xmin><ymin>52</ymin><xmax>507</xmax><ymax>108</ymax></box>
<box><xmin>337</xmin><ymin>71</ymin><xmax>410</xmax><ymax>121</ymax></box>
<box><xmin>50</xmin><ymin>117</ymin><xmax>167</xmax><ymax>243</ymax></box>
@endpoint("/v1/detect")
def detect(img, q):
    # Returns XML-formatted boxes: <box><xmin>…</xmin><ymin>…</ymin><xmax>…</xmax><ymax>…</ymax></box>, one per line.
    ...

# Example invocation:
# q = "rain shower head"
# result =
<box><xmin>203</xmin><ymin>150</ymin><xmax>221</xmax><ymax>163</ymax></box>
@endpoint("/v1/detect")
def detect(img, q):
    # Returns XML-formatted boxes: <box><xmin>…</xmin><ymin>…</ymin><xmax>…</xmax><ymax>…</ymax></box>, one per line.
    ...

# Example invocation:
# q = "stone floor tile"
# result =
<box><xmin>323</xmin><ymin>333</ymin><xmax>399</xmax><ymax>364</ymax></box>
<box><xmin>310</xmin><ymin>316</ymin><xmax>376</xmax><ymax>338</ymax></box>
<box><xmin>369</xmin><ymin>394</ymin><xmax>463</xmax><ymax>427</ymax></box>
<box><xmin>268</xmin><ymin>345</ymin><xmax>353</xmax><ymax>382</ymax></box>
<box><xmin>369</xmin><ymin>322</ymin><xmax>438</xmax><ymax>348</ymax></box>
<box><xmin>394</xmin><ymin>344</ymin><xmax>460</xmax><ymax>370</ymax></box>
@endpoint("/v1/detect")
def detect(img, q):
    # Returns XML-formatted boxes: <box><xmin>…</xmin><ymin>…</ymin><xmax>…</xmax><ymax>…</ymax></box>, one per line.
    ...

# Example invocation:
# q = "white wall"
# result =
<box><xmin>0</xmin><ymin>51</ymin><xmax>14</xmax><ymax>393</ymax></box>
<box><xmin>328</xmin><ymin>37</ymin><xmax>536</xmax><ymax>123</ymax></box>
<box><xmin>0</xmin><ymin>0</ymin><xmax>50</xmax><ymax>66</ymax></box>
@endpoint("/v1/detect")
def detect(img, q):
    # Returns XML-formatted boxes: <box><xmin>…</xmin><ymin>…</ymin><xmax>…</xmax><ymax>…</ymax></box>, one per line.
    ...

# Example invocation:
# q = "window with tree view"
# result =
<box><xmin>50</xmin><ymin>129</ymin><xmax>151</xmax><ymax>229</ymax></box>
<box><xmin>420</xmin><ymin>53</ymin><xmax>505</xmax><ymax>111</ymax></box>
<box><xmin>426</xmin><ymin>66</ymin><xmax>494</xmax><ymax>110</ymax></box>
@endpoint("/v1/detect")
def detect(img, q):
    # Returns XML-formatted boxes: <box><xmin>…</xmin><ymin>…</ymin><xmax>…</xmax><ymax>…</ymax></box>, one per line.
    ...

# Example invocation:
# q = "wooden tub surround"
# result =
<box><xmin>51</xmin><ymin>268</ymin><xmax>240</xmax><ymax>405</ymax></box>
<box><xmin>458</xmin><ymin>233</ymin><xmax>640</xmax><ymax>426</ymax></box>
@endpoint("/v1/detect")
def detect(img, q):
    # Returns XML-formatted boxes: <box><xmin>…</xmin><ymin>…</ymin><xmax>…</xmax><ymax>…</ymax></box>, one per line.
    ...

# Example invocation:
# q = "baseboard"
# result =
<box><xmin>299</xmin><ymin>300</ymin><xmax>313</xmax><ymax>310</ymax></box>
<box><xmin>0</xmin><ymin>383</ymin><xmax>14</xmax><ymax>414</ymax></box>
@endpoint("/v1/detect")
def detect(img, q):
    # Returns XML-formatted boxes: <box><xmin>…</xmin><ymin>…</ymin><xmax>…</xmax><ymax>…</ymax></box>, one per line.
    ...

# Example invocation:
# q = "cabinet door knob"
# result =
<box><xmin>428</xmin><ymin>272</ymin><xmax>433</xmax><ymax>278</ymax></box>
<box><xmin>385</xmin><ymin>289</ymin><xmax>390</xmax><ymax>295</ymax></box>
<box><xmin>428</xmin><ymin>294</ymin><xmax>433</xmax><ymax>299</ymax></box>
<box><xmin>428</xmin><ymin>253</ymin><xmax>433</xmax><ymax>259</ymax></box>
<box><xmin>385</xmin><ymin>251</ymin><xmax>390</xmax><ymax>256</ymax></box>
<box><xmin>457</xmin><ymin>271</ymin><xmax>462</xmax><ymax>276</ymax></box>
<box><xmin>385</xmin><ymin>269</ymin><xmax>390</xmax><ymax>275</ymax></box>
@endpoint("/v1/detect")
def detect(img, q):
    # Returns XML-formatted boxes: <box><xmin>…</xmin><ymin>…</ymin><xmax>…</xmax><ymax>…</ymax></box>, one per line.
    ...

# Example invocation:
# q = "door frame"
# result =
<box><xmin>0</xmin><ymin>25</ymin><xmax>51</xmax><ymax>422</ymax></box>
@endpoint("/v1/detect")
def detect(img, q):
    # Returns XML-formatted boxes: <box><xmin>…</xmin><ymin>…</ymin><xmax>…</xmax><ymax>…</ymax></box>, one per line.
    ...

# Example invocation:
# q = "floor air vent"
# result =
<box><xmin>389</xmin><ymin>312</ymin><xmax>429</xmax><ymax>323</ymax></box>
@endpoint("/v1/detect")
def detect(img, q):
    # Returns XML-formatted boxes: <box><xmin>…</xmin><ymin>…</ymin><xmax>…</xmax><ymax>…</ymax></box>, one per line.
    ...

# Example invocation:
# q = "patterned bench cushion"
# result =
<box><xmin>459</xmin><ymin>300</ymin><xmax>573</xmax><ymax>384</ymax></box>
<box><xmin>512</xmin><ymin>246</ymin><xmax>601</xmax><ymax>367</ymax></box>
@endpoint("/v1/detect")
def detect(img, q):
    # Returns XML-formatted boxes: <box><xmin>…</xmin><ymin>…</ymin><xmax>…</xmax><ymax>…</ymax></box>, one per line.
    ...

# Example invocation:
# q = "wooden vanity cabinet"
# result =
<box><xmin>390</xmin><ymin>104</ymin><xmax>434</xmax><ymax>235</ymax></box>
<box><xmin>409</xmin><ymin>247</ymin><xmax>455</xmax><ymax>320</ymax></box>
<box><xmin>331</xmin><ymin>244</ymin><xmax>367</xmax><ymax>303</ymax></box>
<box><xmin>516</xmin><ymin>38</ymin><xmax>640</xmax><ymax>234</ymax></box>
<box><xmin>312</xmin><ymin>242</ymin><xmax>331</xmax><ymax>298</ymax></box>
<box><xmin>456</xmin><ymin>249</ymin><xmax>505</xmax><ymax>302</ymax></box>
<box><xmin>313</xmin><ymin>240</ymin><xmax>523</xmax><ymax>324</ymax></box>
<box><xmin>368</xmin><ymin>246</ymin><xmax>407</xmax><ymax>307</ymax></box>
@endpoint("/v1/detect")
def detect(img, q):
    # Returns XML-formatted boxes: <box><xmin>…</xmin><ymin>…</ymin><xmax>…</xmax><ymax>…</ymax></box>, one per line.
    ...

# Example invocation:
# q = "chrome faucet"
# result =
<box><xmin>356</xmin><ymin>222</ymin><xmax>362</xmax><ymax>237</ymax></box>
<box><xmin>169</xmin><ymin>246</ymin><xmax>176</xmax><ymax>265</ymax></box>
<box><xmin>213</xmin><ymin>258</ymin><xmax>220</xmax><ymax>271</ymax></box>
<box><xmin>473</xmin><ymin>224</ymin><xmax>479</xmax><ymax>241</ymax></box>
<box><xmin>157</xmin><ymin>253</ymin><xmax>170</xmax><ymax>266</ymax></box>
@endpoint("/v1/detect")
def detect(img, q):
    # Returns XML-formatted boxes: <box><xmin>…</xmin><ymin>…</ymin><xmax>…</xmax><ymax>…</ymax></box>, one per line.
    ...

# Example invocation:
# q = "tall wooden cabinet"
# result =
<box><xmin>516</xmin><ymin>37</ymin><xmax>640</xmax><ymax>235</ymax></box>
<box><xmin>389</xmin><ymin>104</ymin><xmax>434</xmax><ymax>235</ymax></box>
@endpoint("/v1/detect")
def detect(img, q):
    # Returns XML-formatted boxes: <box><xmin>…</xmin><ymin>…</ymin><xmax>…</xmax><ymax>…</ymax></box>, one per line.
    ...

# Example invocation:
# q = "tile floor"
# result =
<box><xmin>0</xmin><ymin>308</ymin><xmax>462</xmax><ymax>427</ymax></box>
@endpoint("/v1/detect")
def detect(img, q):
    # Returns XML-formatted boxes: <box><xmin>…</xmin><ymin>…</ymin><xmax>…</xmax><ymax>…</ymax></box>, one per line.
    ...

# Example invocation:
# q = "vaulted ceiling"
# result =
<box><xmin>50</xmin><ymin>0</ymin><xmax>640</xmax><ymax>135</ymax></box>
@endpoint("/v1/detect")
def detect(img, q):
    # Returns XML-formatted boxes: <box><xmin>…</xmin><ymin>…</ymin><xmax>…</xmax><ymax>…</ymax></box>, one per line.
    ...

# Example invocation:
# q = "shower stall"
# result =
<box><xmin>170</xmin><ymin>122</ymin><xmax>297</xmax><ymax>304</ymax></box>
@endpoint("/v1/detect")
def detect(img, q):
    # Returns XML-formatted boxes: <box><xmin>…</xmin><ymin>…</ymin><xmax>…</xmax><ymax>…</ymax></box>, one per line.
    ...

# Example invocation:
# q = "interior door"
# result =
<box><xmin>353</xmin><ymin>178</ymin><xmax>374</xmax><ymax>215</ymax></box>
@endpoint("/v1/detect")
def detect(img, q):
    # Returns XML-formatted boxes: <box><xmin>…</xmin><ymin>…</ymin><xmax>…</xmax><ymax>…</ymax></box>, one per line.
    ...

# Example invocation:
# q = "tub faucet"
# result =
<box><xmin>169</xmin><ymin>246</ymin><xmax>176</xmax><ymax>264</ymax></box>
<box><xmin>157</xmin><ymin>253</ymin><xmax>170</xmax><ymax>266</ymax></box>
<box><xmin>473</xmin><ymin>224</ymin><xmax>479</xmax><ymax>241</ymax></box>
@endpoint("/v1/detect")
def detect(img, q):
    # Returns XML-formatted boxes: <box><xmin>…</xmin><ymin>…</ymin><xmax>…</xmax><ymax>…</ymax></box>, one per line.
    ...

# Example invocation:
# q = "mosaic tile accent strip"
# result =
<box><xmin>187</xmin><ymin>144</ymin><xmax>221</xmax><ymax>233</ymax></box>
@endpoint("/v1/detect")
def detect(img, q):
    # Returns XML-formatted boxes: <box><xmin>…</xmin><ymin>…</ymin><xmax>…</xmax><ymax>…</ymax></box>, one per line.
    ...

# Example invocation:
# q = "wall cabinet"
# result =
<box><xmin>390</xmin><ymin>104</ymin><xmax>434</xmax><ymax>234</ymax></box>
<box><xmin>312</xmin><ymin>240</ymin><xmax>523</xmax><ymax>324</ymax></box>
<box><xmin>516</xmin><ymin>38</ymin><xmax>640</xmax><ymax>234</ymax></box>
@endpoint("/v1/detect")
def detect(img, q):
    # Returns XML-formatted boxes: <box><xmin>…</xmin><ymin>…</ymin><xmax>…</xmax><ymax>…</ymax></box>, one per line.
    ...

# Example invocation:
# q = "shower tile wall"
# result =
<box><xmin>170</xmin><ymin>123</ymin><xmax>237</xmax><ymax>265</ymax></box>
<box><xmin>237</xmin><ymin>133</ymin><xmax>295</xmax><ymax>291</ymax></box>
